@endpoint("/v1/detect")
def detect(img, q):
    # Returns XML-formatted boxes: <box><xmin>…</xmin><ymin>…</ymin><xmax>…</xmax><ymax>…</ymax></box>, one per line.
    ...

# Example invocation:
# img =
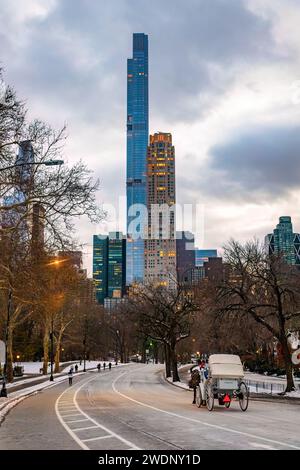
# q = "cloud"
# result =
<box><xmin>204</xmin><ymin>124</ymin><xmax>300</xmax><ymax>201</ymax></box>
<box><xmin>1</xmin><ymin>0</ymin><xmax>300</xmax><ymax>270</ymax></box>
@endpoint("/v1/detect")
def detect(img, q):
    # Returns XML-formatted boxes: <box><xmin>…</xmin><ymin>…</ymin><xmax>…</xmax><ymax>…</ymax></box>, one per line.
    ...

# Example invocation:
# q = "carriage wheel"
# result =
<box><xmin>196</xmin><ymin>386</ymin><xmax>203</xmax><ymax>408</ymax></box>
<box><xmin>239</xmin><ymin>381</ymin><xmax>249</xmax><ymax>412</ymax></box>
<box><xmin>206</xmin><ymin>384</ymin><xmax>214</xmax><ymax>411</ymax></box>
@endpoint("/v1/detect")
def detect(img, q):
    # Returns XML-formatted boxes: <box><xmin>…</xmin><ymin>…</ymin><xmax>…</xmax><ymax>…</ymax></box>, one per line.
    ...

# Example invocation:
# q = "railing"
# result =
<box><xmin>245</xmin><ymin>379</ymin><xmax>300</xmax><ymax>395</ymax></box>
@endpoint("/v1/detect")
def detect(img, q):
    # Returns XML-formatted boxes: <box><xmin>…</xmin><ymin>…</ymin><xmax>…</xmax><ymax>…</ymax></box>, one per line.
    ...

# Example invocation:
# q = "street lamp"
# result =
<box><xmin>49</xmin><ymin>316</ymin><xmax>54</xmax><ymax>382</ymax></box>
<box><xmin>1</xmin><ymin>289</ymin><xmax>12</xmax><ymax>398</ymax></box>
<box><xmin>0</xmin><ymin>160</ymin><xmax>64</xmax><ymax>173</ymax></box>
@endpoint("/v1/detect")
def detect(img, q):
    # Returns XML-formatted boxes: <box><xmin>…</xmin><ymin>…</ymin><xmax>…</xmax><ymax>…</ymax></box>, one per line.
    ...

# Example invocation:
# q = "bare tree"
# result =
<box><xmin>131</xmin><ymin>282</ymin><xmax>198</xmax><ymax>382</ymax></box>
<box><xmin>216</xmin><ymin>239</ymin><xmax>300</xmax><ymax>393</ymax></box>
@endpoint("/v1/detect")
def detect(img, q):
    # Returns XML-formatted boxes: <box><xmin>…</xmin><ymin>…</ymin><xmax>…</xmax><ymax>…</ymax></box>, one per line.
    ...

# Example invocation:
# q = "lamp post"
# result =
<box><xmin>83</xmin><ymin>314</ymin><xmax>88</xmax><ymax>373</ymax></box>
<box><xmin>1</xmin><ymin>289</ymin><xmax>12</xmax><ymax>398</ymax></box>
<box><xmin>0</xmin><ymin>160</ymin><xmax>64</xmax><ymax>173</ymax></box>
<box><xmin>49</xmin><ymin>316</ymin><xmax>54</xmax><ymax>382</ymax></box>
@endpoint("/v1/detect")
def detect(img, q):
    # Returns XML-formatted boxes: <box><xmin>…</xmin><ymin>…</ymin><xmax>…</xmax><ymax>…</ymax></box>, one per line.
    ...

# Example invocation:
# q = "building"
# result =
<box><xmin>93</xmin><ymin>235</ymin><xmax>108</xmax><ymax>304</ymax></box>
<box><xmin>126</xmin><ymin>33</ymin><xmax>149</xmax><ymax>285</ymax></box>
<box><xmin>195</xmin><ymin>249</ymin><xmax>218</xmax><ymax>267</ymax></box>
<box><xmin>265</xmin><ymin>216</ymin><xmax>300</xmax><ymax>265</ymax></box>
<box><xmin>78</xmin><ymin>269</ymin><xmax>97</xmax><ymax>305</ymax></box>
<box><xmin>2</xmin><ymin>141</ymin><xmax>35</xmax><ymax>244</ymax></box>
<box><xmin>176</xmin><ymin>231</ymin><xmax>195</xmax><ymax>282</ymax></box>
<box><xmin>93</xmin><ymin>233</ymin><xmax>126</xmax><ymax>304</ymax></box>
<box><xmin>108</xmin><ymin>233</ymin><xmax>127</xmax><ymax>299</ymax></box>
<box><xmin>58</xmin><ymin>251</ymin><xmax>83</xmax><ymax>270</ymax></box>
<box><xmin>145</xmin><ymin>133</ymin><xmax>176</xmax><ymax>288</ymax></box>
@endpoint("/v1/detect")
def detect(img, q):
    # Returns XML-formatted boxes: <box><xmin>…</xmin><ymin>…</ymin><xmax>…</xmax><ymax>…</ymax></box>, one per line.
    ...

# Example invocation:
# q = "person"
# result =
<box><xmin>190</xmin><ymin>359</ymin><xmax>207</xmax><ymax>404</ymax></box>
<box><xmin>108</xmin><ymin>362</ymin><xmax>112</xmax><ymax>371</ymax></box>
<box><xmin>68</xmin><ymin>368</ymin><xmax>73</xmax><ymax>386</ymax></box>
<box><xmin>75</xmin><ymin>364</ymin><xmax>78</xmax><ymax>373</ymax></box>
<box><xmin>97</xmin><ymin>363</ymin><xmax>101</xmax><ymax>373</ymax></box>
<box><xmin>103</xmin><ymin>362</ymin><xmax>106</xmax><ymax>371</ymax></box>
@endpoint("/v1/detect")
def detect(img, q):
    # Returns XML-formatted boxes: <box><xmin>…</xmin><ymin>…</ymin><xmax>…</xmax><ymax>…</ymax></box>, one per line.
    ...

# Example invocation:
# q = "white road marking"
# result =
<box><xmin>55</xmin><ymin>372</ymin><xmax>141</xmax><ymax>450</ymax></box>
<box><xmin>249</xmin><ymin>442</ymin><xmax>276</xmax><ymax>450</ymax></box>
<box><xmin>73</xmin><ymin>425</ymin><xmax>99</xmax><ymax>432</ymax></box>
<box><xmin>82</xmin><ymin>436</ymin><xmax>113</xmax><ymax>443</ymax></box>
<box><xmin>112</xmin><ymin>371</ymin><xmax>300</xmax><ymax>451</ymax></box>
<box><xmin>66</xmin><ymin>419</ymin><xmax>89</xmax><ymax>424</ymax></box>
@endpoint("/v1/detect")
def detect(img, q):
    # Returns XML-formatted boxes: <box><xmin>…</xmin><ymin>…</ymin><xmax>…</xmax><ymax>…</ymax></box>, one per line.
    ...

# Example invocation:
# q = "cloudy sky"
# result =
<box><xmin>1</xmin><ymin>0</ymin><xmax>300</xmax><ymax>272</ymax></box>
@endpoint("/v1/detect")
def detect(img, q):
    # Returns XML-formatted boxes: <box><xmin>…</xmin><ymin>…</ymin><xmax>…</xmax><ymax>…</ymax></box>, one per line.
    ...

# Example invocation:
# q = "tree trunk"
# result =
<box><xmin>164</xmin><ymin>343</ymin><xmax>171</xmax><ymax>378</ymax></box>
<box><xmin>43</xmin><ymin>327</ymin><xmax>49</xmax><ymax>375</ymax></box>
<box><xmin>6</xmin><ymin>325</ymin><xmax>14</xmax><ymax>383</ymax></box>
<box><xmin>281</xmin><ymin>336</ymin><xmax>295</xmax><ymax>393</ymax></box>
<box><xmin>54</xmin><ymin>334</ymin><xmax>62</xmax><ymax>373</ymax></box>
<box><xmin>170</xmin><ymin>343</ymin><xmax>180</xmax><ymax>382</ymax></box>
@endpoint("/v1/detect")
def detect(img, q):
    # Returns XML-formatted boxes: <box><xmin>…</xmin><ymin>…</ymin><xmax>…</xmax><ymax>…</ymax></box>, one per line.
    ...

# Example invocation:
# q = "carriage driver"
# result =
<box><xmin>190</xmin><ymin>359</ymin><xmax>208</xmax><ymax>404</ymax></box>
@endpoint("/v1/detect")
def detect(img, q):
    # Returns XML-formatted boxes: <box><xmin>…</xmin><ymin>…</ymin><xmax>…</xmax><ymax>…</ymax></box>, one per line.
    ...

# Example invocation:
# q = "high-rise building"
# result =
<box><xmin>93</xmin><ymin>235</ymin><xmax>108</xmax><ymax>304</ymax></box>
<box><xmin>108</xmin><ymin>233</ymin><xmax>127</xmax><ymax>299</ymax></box>
<box><xmin>265</xmin><ymin>216</ymin><xmax>300</xmax><ymax>265</ymax></box>
<box><xmin>126</xmin><ymin>33</ymin><xmax>149</xmax><ymax>285</ymax></box>
<box><xmin>93</xmin><ymin>233</ymin><xmax>126</xmax><ymax>304</ymax></box>
<box><xmin>145</xmin><ymin>133</ymin><xmax>176</xmax><ymax>287</ymax></box>
<box><xmin>176</xmin><ymin>231</ymin><xmax>195</xmax><ymax>282</ymax></box>
<box><xmin>195</xmin><ymin>249</ymin><xmax>218</xmax><ymax>267</ymax></box>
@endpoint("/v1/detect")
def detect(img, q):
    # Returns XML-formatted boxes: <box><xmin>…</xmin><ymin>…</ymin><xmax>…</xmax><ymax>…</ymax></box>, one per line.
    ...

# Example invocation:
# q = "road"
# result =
<box><xmin>0</xmin><ymin>364</ymin><xmax>299</xmax><ymax>450</ymax></box>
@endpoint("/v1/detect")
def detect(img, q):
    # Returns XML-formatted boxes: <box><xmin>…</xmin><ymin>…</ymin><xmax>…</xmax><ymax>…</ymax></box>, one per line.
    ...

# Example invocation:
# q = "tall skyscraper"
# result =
<box><xmin>265</xmin><ymin>216</ymin><xmax>300</xmax><ymax>265</ymax></box>
<box><xmin>93</xmin><ymin>233</ymin><xmax>126</xmax><ymax>304</ymax></box>
<box><xmin>145</xmin><ymin>133</ymin><xmax>176</xmax><ymax>287</ymax></box>
<box><xmin>126</xmin><ymin>33</ymin><xmax>149</xmax><ymax>285</ymax></box>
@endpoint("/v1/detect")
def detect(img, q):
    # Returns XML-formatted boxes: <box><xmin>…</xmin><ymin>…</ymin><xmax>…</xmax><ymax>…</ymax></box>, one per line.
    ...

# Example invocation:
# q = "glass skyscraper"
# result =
<box><xmin>265</xmin><ymin>216</ymin><xmax>300</xmax><ymax>265</ymax></box>
<box><xmin>126</xmin><ymin>33</ymin><xmax>149</xmax><ymax>284</ymax></box>
<box><xmin>93</xmin><ymin>233</ymin><xmax>126</xmax><ymax>305</ymax></box>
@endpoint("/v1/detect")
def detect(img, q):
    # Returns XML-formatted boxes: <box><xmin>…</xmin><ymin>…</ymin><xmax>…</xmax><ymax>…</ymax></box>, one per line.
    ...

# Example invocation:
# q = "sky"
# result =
<box><xmin>1</xmin><ymin>0</ymin><xmax>300</xmax><ymax>274</ymax></box>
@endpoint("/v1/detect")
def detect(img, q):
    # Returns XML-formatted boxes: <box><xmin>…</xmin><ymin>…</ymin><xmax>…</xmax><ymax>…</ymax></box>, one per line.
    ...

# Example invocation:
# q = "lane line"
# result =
<box><xmin>55</xmin><ymin>371</ymin><xmax>141</xmax><ymax>451</ymax></box>
<box><xmin>73</xmin><ymin>375</ymin><xmax>141</xmax><ymax>450</ymax></box>
<box><xmin>82</xmin><ymin>436</ymin><xmax>113</xmax><ymax>443</ymax></box>
<box><xmin>249</xmin><ymin>442</ymin><xmax>276</xmax><ymax>450</ymax></box>
<box><xmin>66</xmin><ymin>419</ymin><xmax>90</xmax><ymax>424</ymax></box>
<box><xmin>73</xmin><ymin>425</ymin><xmax>99</xmax><ymax>432</ymax></box>
<box><xmin>112</xmin><ymin>371</ymin><xmax>300</xmax><ymax>451</ymax></box>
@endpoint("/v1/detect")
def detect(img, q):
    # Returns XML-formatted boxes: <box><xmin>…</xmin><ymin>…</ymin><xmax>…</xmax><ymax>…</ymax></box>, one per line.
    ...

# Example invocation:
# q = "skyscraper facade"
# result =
<box><xmin>93</xmin><ymin>235</ymin><xmax>108</xmax><ymax>304</ymax></box>
<box><xmin>126</xmin><ymin>33</ymin><xmax>149</xmax><ymax>285</ymax></box>
<box><xmin>145</xmin><ymin>133</ymin><xmax>176</xmax><ymax>287</ymax></box>
<box><xmin>93</xmin><ymin>233</ymin><xmax>126</xmax><ymax>304</ymax></box>
<box><xmin>176</xmin><ymin>231</ymin><xmax>195</xmax><ymax>282</ymax></box>
<box><xmin>195</xmin><ymin>249</ymin><xmax>218</xmax><ymax>267</ymax></box>
<box><xmin>265</xmin><ymin>216</ymin><xmax>300</xmax><ymax>265</ymax></box>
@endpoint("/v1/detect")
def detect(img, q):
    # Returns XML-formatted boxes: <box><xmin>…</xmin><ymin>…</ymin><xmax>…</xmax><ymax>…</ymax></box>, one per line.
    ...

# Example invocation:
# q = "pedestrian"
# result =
<box><xmin>115</xmin><ymin>360</ymin><xmax>118</xmax><ymax>366</ymax></box>
<box><xmin>97</xmin><ymin>363</ymin><xmax>101</xmax><ymax>372</ymax></box>
<box><xmin>75</xmin><ymin>364</ymin><xmax>78</xmax><ymax>373</ymax></box>
<box><xmin>68</xmin><ymin>368</ymin><xmax>73</xmax><ymax>386</ymax></box>
<box><xmin>103</xmin><ymin>362</ymin><xmax>106</xmax><ymax>370</ymax></box>
<box><xmin>109</xmin><ymin>362</ymin><xmax>112</xmax><ymax>371</ymax></box>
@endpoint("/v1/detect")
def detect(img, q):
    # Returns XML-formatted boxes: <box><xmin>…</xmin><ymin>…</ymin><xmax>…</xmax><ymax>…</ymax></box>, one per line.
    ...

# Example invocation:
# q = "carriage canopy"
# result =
<box><xmin>208</xmin><ymin>354</ymin><xmax>244</xmax><ymax>379</ymax></box>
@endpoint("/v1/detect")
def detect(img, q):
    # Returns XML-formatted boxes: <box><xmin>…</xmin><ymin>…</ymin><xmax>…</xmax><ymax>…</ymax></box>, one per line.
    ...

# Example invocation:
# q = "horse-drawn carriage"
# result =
<box><xmin>195</xmin><ymin>354</ymin><xmax>249</xmax><ymax>412</ymax></box>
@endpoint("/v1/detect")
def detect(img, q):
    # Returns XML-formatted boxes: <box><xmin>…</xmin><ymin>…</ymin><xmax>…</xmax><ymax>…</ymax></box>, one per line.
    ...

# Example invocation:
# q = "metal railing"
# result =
<box><xmin>245</xmin><ymin>379</ymin><xmax>300</xmax><ymax>395</ymax></box>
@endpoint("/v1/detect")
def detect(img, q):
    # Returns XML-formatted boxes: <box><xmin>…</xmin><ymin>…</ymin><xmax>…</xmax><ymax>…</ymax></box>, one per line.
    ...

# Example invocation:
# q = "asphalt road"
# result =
<box><xmin>0</xmin><ymin>364</ymin><xmax>299</xmax><ymax>450</ymax></box>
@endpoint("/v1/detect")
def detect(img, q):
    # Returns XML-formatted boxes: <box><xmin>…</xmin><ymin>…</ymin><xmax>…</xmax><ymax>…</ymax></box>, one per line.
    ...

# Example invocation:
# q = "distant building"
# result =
<box><xmin>145</xmin><ymin>133</ymin><xmax>176</xmax><ymax>288</ymax></box>
<box><xmin>126</xmin><ymin>33</ymin><xmax>149</xmax><ymax>285</ymax></box>
<box><xmin>195</xmin><ymin>249</ymin><xmax>218</xmax><ymax>267</ymax></box>
<box><xmin>58</xmin><ymin>251</ymin><xmax>83</xmax><ymax>270</ymax></box>
<box><xmin>78</xmin><ymin>269</ymin><xmax>97</xmax><ymax>305</ymax></box>
<box><xmin>93</xmin><ymin>233</ymin><xmax>126</xmax><ymax>304</ymax></box>
<box><xmin>265</xmin><ymin>216</ymin><xmax>300</xmax><ymax>265</ymax></box>
<box><xmin>176</xmin><ymin>231</ymin><xmax>195</xmax><ymax>282</ymax></box>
